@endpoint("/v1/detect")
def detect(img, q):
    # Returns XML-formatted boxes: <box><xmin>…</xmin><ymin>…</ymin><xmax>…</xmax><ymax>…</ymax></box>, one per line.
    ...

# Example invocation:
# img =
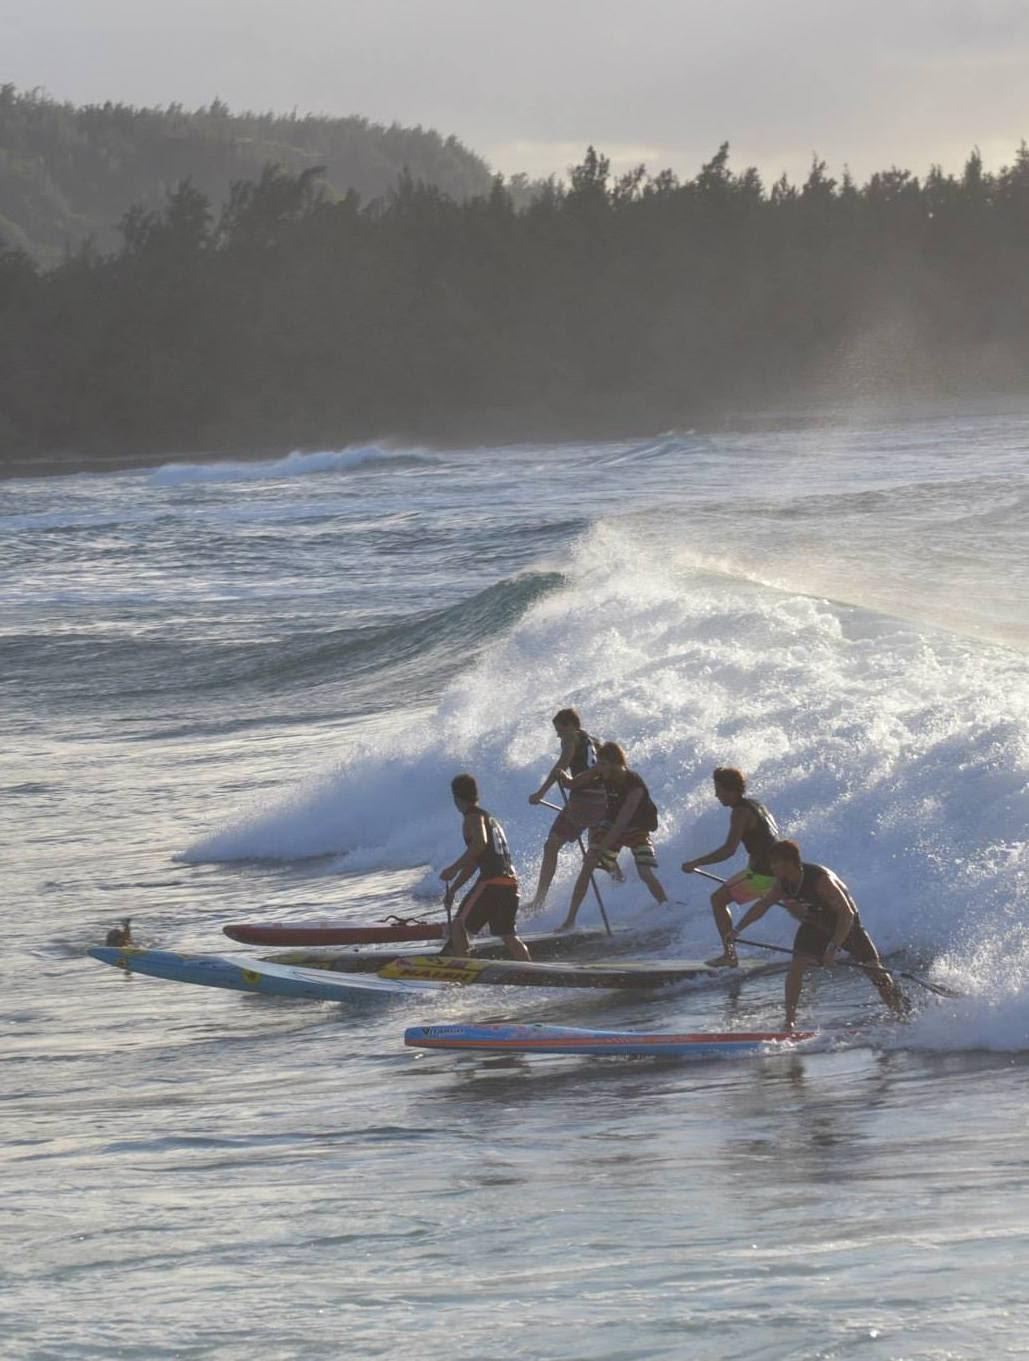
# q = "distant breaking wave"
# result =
<box><xmin>148</xmin><ymin>445</ymin><xmax>439</xmax><ymax>487</ymax></box>
<box><xmin>7</xmin><ymin>571</ymin><xmax>565</xmax><ymax>709</ymax></box>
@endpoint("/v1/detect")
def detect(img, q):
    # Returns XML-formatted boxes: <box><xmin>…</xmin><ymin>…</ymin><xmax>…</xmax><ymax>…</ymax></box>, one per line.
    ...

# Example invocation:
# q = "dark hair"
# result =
<box><xmin>713</xmin><ymin>766</ymin><xmax>746</xmax><ymax>795</ymax></box>
<box><xmin>552</xmin><ymin>707</ymin><xmax>581</xmax><ymax>728</ymax></box>
<box><xmin>451</xmin><ymin>773</ymin><xmax>479</xmax><ymax>803</ymax></box>
<box><xmin>596</xmin><ymin>740</ymin><xmax>627</xmax><ymax>766</ymax></box>
<box><xmin>769</xmin><ymin>838</ymin><xmax>802</xmax><ymax>867</ymax></box>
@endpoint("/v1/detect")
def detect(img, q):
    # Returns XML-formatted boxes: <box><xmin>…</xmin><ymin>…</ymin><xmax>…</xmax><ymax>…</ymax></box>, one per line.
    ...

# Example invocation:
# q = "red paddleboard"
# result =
<box><xmin>223</xmin><ymin>920</ymin><xmax>447</xmax><ymax>947</ymax></box>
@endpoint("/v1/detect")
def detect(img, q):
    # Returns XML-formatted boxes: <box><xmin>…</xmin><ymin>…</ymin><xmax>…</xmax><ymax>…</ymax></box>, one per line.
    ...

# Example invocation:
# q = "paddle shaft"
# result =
<box><xmin>688</xmin><ymin>867</ymin><xmax>727</xmax><ymax>885</ymax></box>
<box><xmin>535</xmin><ymin>796</ymin><xmax>612</xmax><ymax>936</ymax></box>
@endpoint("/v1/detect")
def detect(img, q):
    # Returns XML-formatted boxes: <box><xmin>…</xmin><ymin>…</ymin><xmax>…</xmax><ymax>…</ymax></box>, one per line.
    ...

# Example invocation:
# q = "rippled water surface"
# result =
<box><xmin>2</xmin><ymin>413</ymin><xmax>1028</xmax><ymax>1359</ymax></box>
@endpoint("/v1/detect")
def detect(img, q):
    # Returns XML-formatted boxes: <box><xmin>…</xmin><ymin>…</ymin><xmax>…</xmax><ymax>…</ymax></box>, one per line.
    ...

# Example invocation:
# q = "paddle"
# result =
<box><xmin>535</xmin><ymin>795</ymin><xmax>612</xmax><ymax>936</ymax></box>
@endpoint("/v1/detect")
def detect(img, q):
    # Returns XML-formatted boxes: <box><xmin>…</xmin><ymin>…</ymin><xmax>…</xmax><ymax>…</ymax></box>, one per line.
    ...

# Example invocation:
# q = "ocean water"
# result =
<box><xmin>2</xmin><ymin>412</ymin><xmax>1028</xmax><ymax>1360</ymax></box>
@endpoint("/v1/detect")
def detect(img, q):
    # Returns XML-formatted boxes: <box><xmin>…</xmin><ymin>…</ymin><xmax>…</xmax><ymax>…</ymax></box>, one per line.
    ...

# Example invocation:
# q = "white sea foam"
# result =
<box><xmin>148</xmin><ymin>444</ymin><xmax>437</xmax><ymax>486</ymax></box>
<box><xmin>877</xmin><ymin>919</ymin><xmax>1029</xmax><ymax>1051</ymax></box>
<box><xmin>183</xmin><ymin>520</ymin><xmax>1029</xmax><ymax>1012</ymax></box>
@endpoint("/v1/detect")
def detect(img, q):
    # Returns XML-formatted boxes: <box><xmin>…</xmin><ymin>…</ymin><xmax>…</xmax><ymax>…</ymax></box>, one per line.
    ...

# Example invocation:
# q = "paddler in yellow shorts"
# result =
<box><xmin>681</xmin><ymin>766</ymin><xmax>781</xmax><ymax>967</ymax></box>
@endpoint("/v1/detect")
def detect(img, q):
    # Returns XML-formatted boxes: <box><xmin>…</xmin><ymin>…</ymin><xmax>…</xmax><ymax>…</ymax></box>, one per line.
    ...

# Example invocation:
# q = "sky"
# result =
<box><xmin>3</xmin><ymin>0</ymin><xmax>1029</xmax><ymax>187</ymax></box>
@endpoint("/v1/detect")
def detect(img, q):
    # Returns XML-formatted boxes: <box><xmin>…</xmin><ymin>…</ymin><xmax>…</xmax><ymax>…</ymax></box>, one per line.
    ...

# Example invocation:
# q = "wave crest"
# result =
<box><xmin>148</xmin><ymin>445</ymin><xmax>438</xmax><ymax>487</ymax></box>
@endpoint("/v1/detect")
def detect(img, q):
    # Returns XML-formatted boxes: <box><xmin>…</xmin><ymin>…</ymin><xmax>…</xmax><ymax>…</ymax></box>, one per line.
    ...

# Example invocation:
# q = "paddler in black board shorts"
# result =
<box><xmin>729</xmin><ymin>838</ymin><xmax>907</xmax><ymax>1029</ymax></box>
<box><xmin>557</xmin><ymin>741</ymin><xmax>667</xmax><ymax>931</ymax></box>
<box><xmin>525</xmin><ymin>707</ymin><xmax>618</xmax><ymax>912</ymax></box>
<box><xmin>439</xmin><ymin>774</ymin><xmax>531</xmax><ymax>961</ymax></box>
<box><xmin>680</xmin><ymin>766</ymin><xmax>781</xmax><ymax>967</ymax></box>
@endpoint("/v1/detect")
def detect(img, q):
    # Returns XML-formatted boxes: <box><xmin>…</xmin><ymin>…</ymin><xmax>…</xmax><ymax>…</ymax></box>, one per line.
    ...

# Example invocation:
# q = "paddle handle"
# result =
<box><xmin>687</xmin><ymin>867</ymin><xmax>726</xmax><ymax>885</ymax></box>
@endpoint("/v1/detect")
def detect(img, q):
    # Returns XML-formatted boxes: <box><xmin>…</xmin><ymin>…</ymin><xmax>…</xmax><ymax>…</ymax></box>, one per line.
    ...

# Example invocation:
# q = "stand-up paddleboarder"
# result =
<box><xmin>439</xmin><ymin>774</ymin><xmax>530</xmax><ymax>960</ymax></box>
<box><xmin>526</xmin><ymin>707</ymin><xmax>619</xmax><ymax>911</ymax></box>
<box><xmin>730</xmin><ymin>838</ymin><xmax>907</xmax><ymax>1028</ymax></box>
<box><xmin>557</xmin><ymin>742</ymin><xmax>667</xmax><ymax>931</ymax></box>
<box><xmin>681</xmin><ymin>767</ymin><xmax>780</xmax><ymax>966</ymax></box>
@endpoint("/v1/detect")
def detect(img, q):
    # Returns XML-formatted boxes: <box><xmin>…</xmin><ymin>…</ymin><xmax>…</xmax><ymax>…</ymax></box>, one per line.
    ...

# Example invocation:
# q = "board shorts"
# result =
<box><xmin>549</xmin><ymin>788</ymin><xmax>607</xmax><ymax>844</ymax></box>
<box><xmin>457</xmin><ymin>877</ymin><xmax>519</xmax><ymax>936</ymax></box>
<box><xmin>725</xmin><ymin>869</ymin><xmax>777</xmax><ymax>904</ymax></box>
<box><xmin>792</xmin><ymin>913</ymin><xmax>879</xmax><ymax>966</ymax></box>
<box><xmin>588</xmin><ymin>823</ymin><xmax>657</xmax><ymax>872</ymax></box>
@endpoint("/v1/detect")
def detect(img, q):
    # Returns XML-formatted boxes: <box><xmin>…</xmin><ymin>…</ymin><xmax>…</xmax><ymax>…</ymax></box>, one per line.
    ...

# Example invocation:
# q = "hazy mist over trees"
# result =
<box><xmin>2</xmin><ymin>134</ymin><xmax>1029</xmax><ymax>473</ymax></box>
<box><xmin>0</xmin><ymin>86</ymin><xmax>496</xmax><ymax>261</ymax></box>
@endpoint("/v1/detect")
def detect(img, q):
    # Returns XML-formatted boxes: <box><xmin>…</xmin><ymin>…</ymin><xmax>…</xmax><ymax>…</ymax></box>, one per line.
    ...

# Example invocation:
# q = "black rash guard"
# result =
<box><xmin>568</xmin><ymin>730</ymin><xmax>596</xmax><ymax>777</ymax></box>
<box><xmin>782</xmin><ymin>862</ymin><xmax>861</xmax><ymax>929</ymax></box>
<box><xmin>468</xmin><ymin>806</ymin><xmax>516</xmax><ymax>882</ymax></box>
<box><xmin>739</xmin><ymin>797</ymin><xmax>780</xmax><ymax>875</ymax></box>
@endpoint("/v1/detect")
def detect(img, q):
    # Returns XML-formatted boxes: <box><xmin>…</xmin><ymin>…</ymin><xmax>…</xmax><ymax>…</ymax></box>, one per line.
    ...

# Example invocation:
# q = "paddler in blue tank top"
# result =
<box><xmin>680</xmin><ymin>766</ymin><xmax>781</xmax><ymax>967</ymax></box>
<box><xmin>525</xmin><ymin>707</ymin><xmax>618</xmax><ymax>912</ymax></box>
<box><xmin>439</xmin><ymin>773</ymin><xmax>531</xmax><ymax>961</ymax></box>
<box><xmin>730</xmin><ymin>838</ymin><xmax>907</xmax><ymax>1029</ymax></box>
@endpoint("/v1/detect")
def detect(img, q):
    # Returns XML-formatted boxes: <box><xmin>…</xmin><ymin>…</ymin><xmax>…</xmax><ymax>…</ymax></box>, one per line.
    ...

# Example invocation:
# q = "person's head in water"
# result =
<box><xmin>768</xmin><ymin>839</ymin><xmax>803</xmax><ymax>877</ymax></box>
<box><xmin>451</xmin><ymin>773</ymin><xmax>479</xmax><ymax>811</ymax></box>
<box><xmin>105</xmin><ymin>917</ymin><xmax>133</xmax><ymax>947</ymax></box>
<box><xmin>713</xmin><ymin>766</ymin><xmax>746</xmax><ymax>806</ymax></box>
<box><xmin>552</xmin><ymin>707</ymin><xmax>582</xmax><ymax>738</ymax></box>
<box><xmin>596</xmin><ymin>740</ymin><xmax>628</xmax><ymax>782</ymax></box>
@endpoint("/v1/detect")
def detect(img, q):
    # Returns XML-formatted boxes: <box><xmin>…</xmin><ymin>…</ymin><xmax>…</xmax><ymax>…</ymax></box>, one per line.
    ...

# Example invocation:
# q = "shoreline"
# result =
<box><xmin>3</xmin><ymin>391</ymin><xmax>1027</xmax><ymax>483</ymax></box>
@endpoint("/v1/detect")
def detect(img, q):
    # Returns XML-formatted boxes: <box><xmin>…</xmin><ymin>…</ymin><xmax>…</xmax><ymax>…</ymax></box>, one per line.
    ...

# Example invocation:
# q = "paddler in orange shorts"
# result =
<box><xmin>440</xmin><ymin>774</ymin><xmax>531</xmax><ymax>961</ymax></box>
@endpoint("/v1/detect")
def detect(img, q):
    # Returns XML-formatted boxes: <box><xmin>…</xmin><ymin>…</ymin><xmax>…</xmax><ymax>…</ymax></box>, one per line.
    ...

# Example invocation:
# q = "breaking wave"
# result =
<box><xmin>148</xmin><ymin>444</ymin><xmax>439</xmax><ymax>487</ymax></box>
<box><xmin>182</xmin><ymin>519</ymin><xmax>1029</xmax><ymax>1033</ymax></box>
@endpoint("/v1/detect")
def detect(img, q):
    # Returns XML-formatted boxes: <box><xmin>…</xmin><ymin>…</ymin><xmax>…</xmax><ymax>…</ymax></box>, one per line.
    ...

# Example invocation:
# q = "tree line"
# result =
<box><xmin>2</xmin><ymin>141</ymin><xmax>1028</xmax><ymax>471</ymax></box>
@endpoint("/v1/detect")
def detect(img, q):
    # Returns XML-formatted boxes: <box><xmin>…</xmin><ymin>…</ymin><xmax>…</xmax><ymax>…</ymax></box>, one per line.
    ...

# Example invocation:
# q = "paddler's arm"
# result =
<box><xmin>439</xmin><ymin>813</ymin><xmax>487</xmax><ymax>906</ymax></box>
<box><xmin>682</xmin><ymin>805</ymin><xmax>746</xmax><ymax>873</ymax></box>
<box><xmin>815</xmin><ymin>879</ymin><xmax>856</xmax><ymax>964</ymax></box>
<box><xmin>730</xmin><ymin>882</ymin><xmax>781</xmax><ymax>937</ymax></box>
<box><xmin>529</xmin><ymin>731</ymin><xmax>578</xmax><ymax>803</ymax></box>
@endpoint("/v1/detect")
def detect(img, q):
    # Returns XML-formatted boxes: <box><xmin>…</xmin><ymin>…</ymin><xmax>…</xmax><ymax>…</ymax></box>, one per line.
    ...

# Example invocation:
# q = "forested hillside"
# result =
<box><xmin>0</xmin><ymin>86</ymin><xmax>495</xmax><ymax>260</ymax></box>
<box><xmin>2</xmin><ymin>142</ymin><xmax>1029</xmax><ymax>474</ymax></box>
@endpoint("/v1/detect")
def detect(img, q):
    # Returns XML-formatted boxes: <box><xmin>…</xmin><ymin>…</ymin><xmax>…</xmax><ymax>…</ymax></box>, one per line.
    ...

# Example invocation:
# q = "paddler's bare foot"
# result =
<box><xmin>555</xmin><ymin>919</ymin><xmax>577</xmax><ymax>933</ymax></box>
<box><xmin>611</xmin><ymin>866</ymin><xmax>625</xmax><ymax>884</ymax></box>
<box><xmin>106</xmin><ymin>917</ymin><xmax>133</xmax><ymax>947</ymax></box>
<box><xmin>705</xmin><ymin>951</ymin><xmax>738</xmax><ymax>969</ymax></box>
